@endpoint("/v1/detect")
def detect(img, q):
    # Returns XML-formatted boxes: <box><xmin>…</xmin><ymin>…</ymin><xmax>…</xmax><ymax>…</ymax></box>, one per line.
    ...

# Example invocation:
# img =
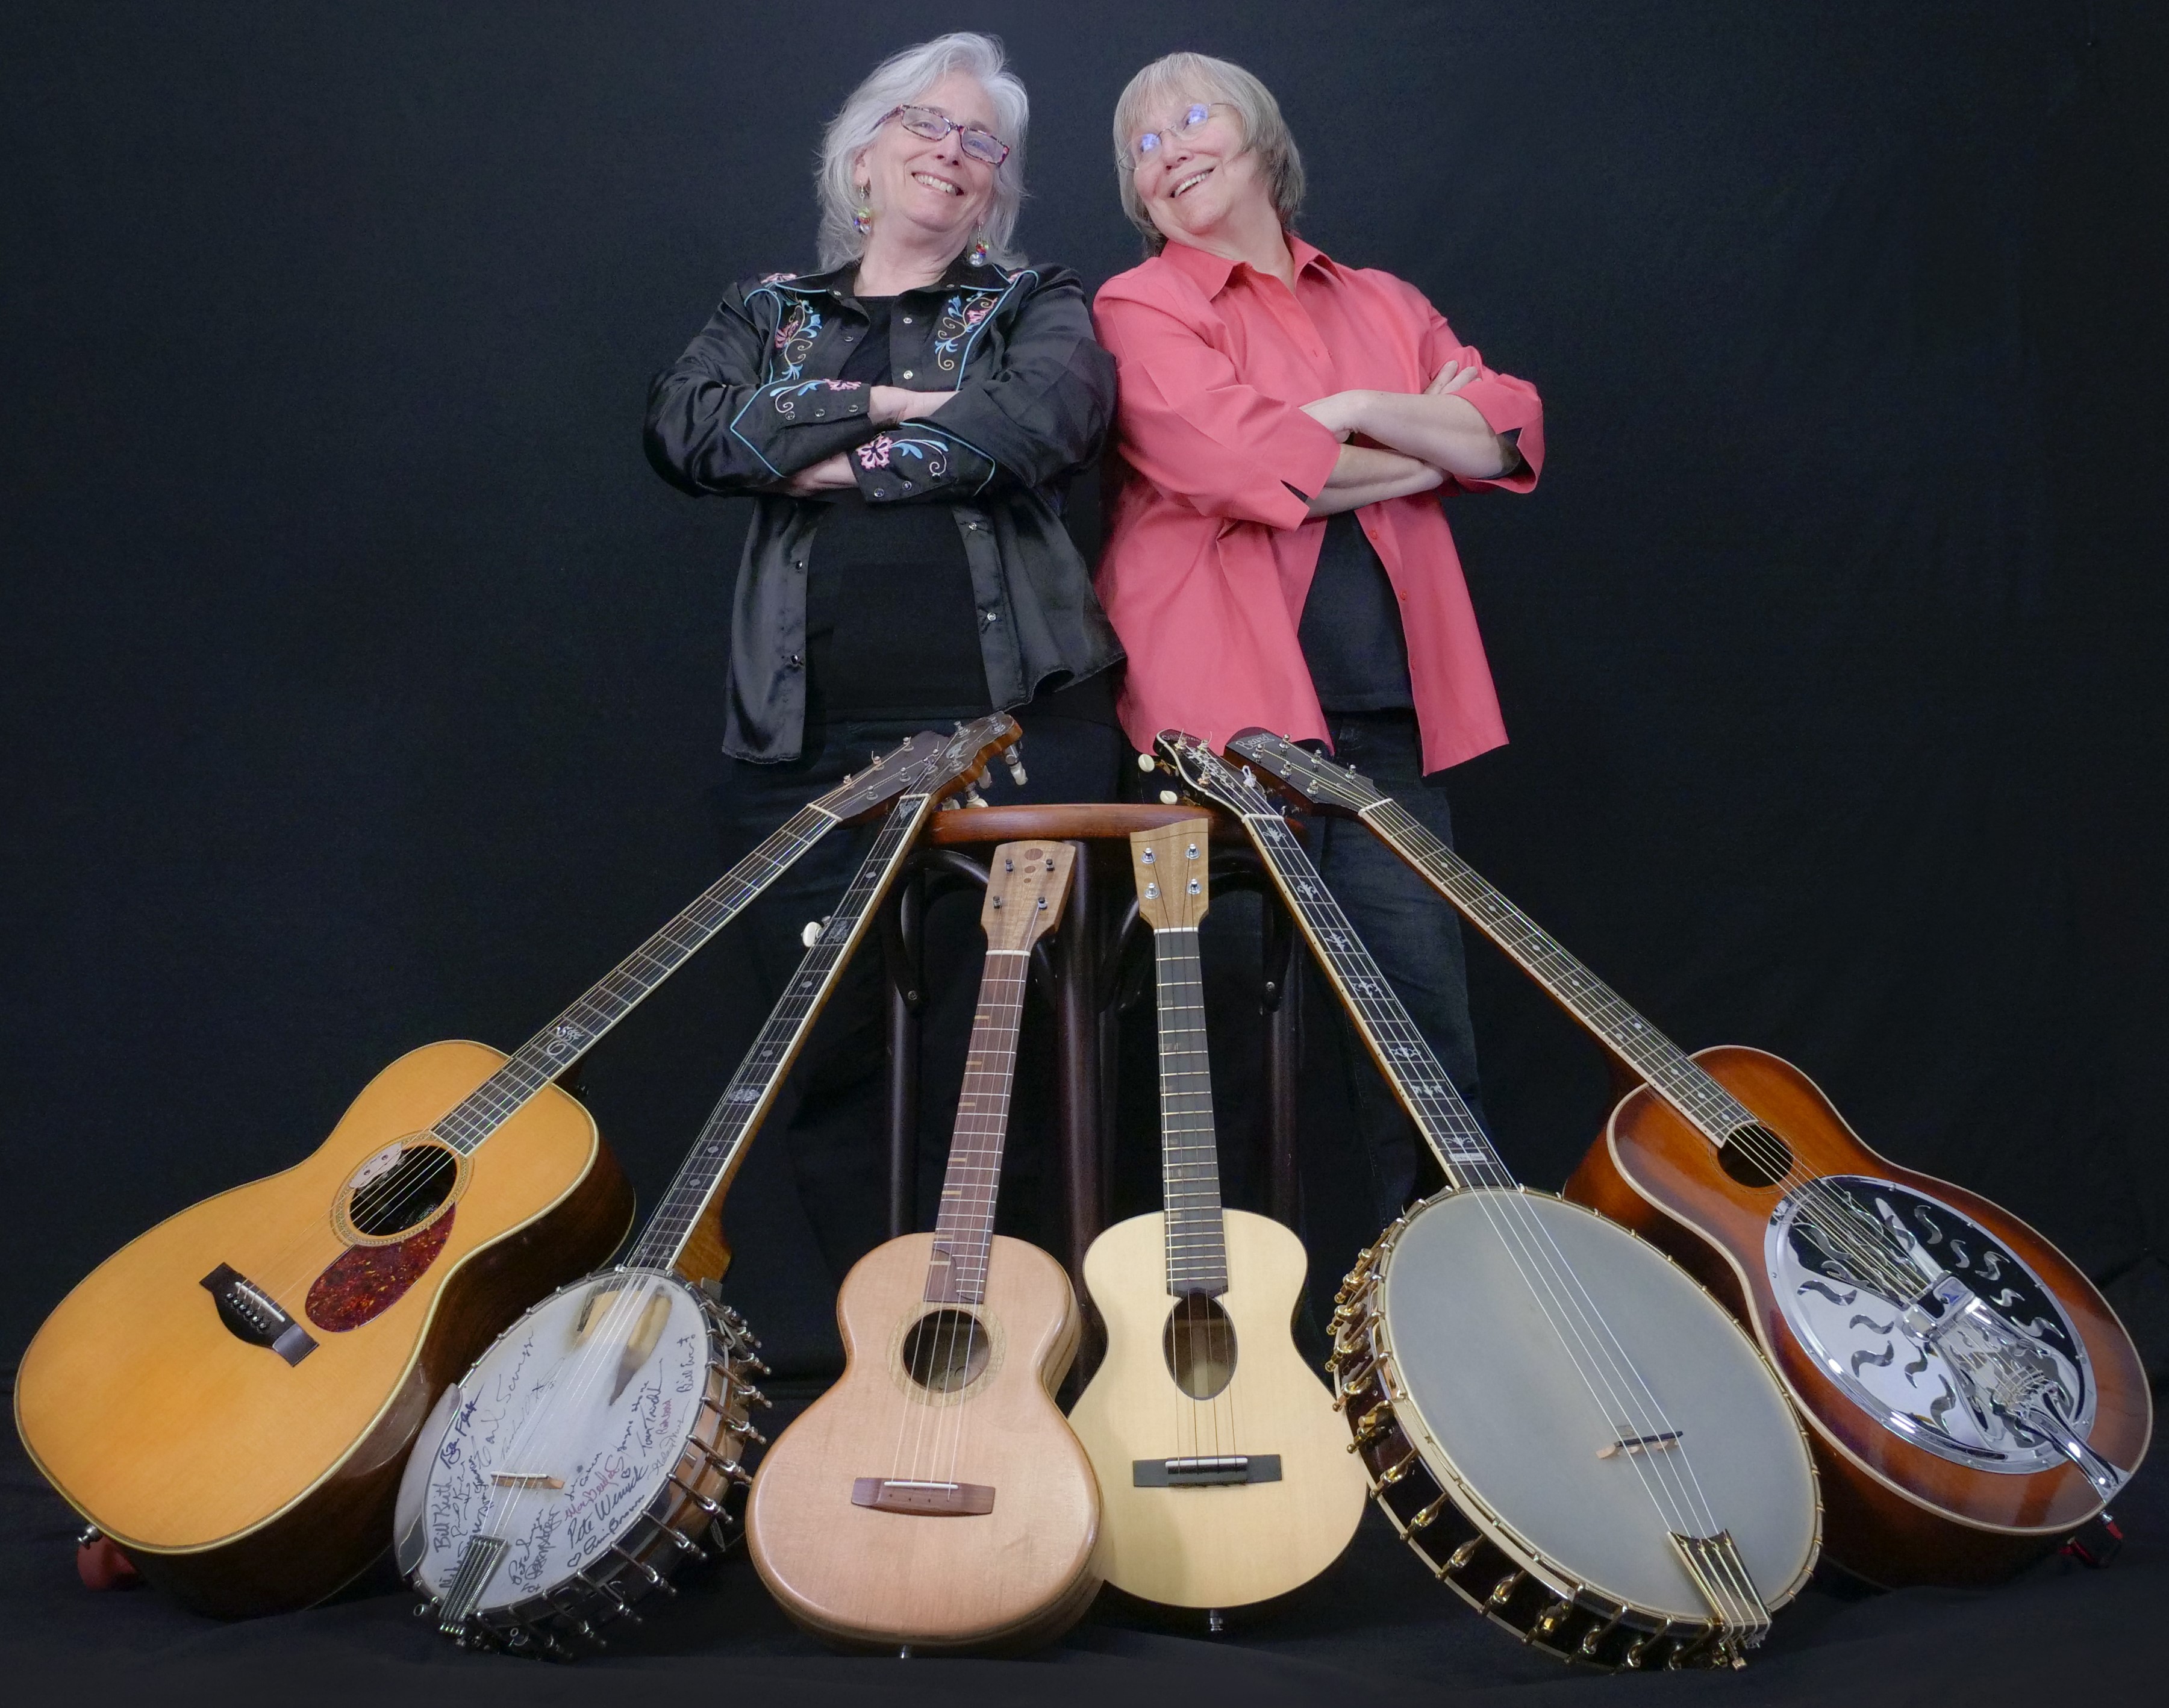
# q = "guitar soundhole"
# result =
<box><xmin>1163</xmin><ymin>1295</ymin><xmax>1237</xmax><ymax>1401</ymax></box>
<box><xmin>902</xmin><ymin>1309</ymin><xmax>991</xmax><ymax>1393</ymax></box>
<box><xmin>1718</xmin><ymin>1123</ymin><xmax>1792</xmax><ymax>1189</ymax></box>
<box><xmin>345</xmin><ymin>1142</ymin><xmax>460</xmax><ymax>1238</ymax></box>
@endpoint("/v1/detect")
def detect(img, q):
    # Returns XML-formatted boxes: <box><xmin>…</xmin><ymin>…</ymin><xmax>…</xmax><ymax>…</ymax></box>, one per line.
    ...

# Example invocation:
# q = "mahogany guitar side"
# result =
<box><xmin>1567</xmin><ymin>1044</ymin><xmax>2153</xmax><ymax>1586</ymax></box>
<box><xmin>746</xmin><ymin>1233</ymin><xmax>1100</xmax><ymax>1652</ymax></box>
<box><xmin>14</xmin><ymin>1041</ymin><xmax>633</xmax><ymax>1616</ymax></box>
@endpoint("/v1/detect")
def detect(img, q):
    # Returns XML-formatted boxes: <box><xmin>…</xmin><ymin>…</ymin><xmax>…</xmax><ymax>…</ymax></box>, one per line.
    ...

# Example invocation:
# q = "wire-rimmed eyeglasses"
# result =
<box><xmin>1129</xmin><ymin>102</ymin><xmax>1229</xmax><ymax>169</ymax></box>
<box><xmin>879</xmin><ymin>104</ymin><xmax>1011</xmax><ymax>167</ymax></box>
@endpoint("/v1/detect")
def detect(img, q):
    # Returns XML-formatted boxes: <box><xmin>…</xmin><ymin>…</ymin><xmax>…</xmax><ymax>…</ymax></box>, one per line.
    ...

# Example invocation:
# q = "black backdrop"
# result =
<box><xmin>4</xmin><ymin>1</ymin><xmax>2164</xmax><ymax>1390</ymax></box>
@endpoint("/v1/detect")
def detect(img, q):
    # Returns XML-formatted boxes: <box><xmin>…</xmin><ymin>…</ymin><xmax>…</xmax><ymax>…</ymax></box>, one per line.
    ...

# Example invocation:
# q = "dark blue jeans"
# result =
<box><xmin>1301</xmin><ymin>709</ymin><xmax>1484</xmax><ymax>1239</ymax></box>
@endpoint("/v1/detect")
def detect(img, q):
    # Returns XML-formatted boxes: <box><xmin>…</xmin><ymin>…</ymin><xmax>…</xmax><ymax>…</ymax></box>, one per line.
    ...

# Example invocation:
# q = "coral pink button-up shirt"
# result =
<box><xmin>1093</xmin><ymin>236</ymin><xmax>1544</xmax><ymax>774</ymax></box>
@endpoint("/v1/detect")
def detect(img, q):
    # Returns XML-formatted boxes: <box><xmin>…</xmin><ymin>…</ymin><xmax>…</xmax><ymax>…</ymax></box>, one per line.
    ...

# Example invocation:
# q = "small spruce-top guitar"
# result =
<box><xmin>1227</xmin><ymin>726</ymin><xmax>2150</xmax><ymax>1587</ymax></box>
<box><xmin>1067</xmin><ymin>818</ymin><xmax>1366</xmax><ymax>1618</ymax></box>
<box><xmin>14</xmin><ymin>717</ymin><xmax>1020</xmax><ymax>1616</ymax></box>
<box><xmin>747</xmin><ymin>842</ymin><xmax>1102</xmax><ymax>1654</ymax></box>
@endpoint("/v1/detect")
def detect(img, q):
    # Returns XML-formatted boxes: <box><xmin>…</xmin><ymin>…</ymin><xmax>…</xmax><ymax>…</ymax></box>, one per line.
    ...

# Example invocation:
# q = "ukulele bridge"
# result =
<box><xmin>850</xmin><ymin>1477</ymin><xmax>996</xmax><ymax>1516</ymax></box>
<box><xmin>1132</xmin><ymin>1454</ymin><xmax>1282</xmax><ymax>1487</ymax></box>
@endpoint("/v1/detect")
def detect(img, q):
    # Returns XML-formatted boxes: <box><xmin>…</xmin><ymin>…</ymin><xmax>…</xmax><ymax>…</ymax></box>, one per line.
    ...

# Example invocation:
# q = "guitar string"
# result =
<box><xmin>269</xmin><ymin>720</ymin><xmax>1004</xmax><ymax>1309</ymax></box>
<box><xmin>249</xmin><ymin>803</ymin><xmax>843</xmax><ymax>1311</ymax></box>
<box><xmin>1245</xmin><ymin>735</ymin><xmax>1931</xmax><ymax>1306</ymax></box>
<box><xmin>440</xmin><ymin>797</ymin><xmax>931</xmax><ymax>1608</ymax></box>
<box><xmin>1220</xmin><ymin>787</ymin><xmax>1762</xmax><ymax>1617</ymax></box>
<box><xmin>1362</xmin><ymin>798</ymin><xmax>1931</xmax><ymax>1303</ymax></box>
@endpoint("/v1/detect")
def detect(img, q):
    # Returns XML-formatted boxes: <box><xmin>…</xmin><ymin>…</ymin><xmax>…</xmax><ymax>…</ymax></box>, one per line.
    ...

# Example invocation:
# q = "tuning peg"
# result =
<box><xmin>1005</xmin><ymin>741</ymin><xmax>1028</xmax><ymax>787</ymax></box>
<box><xmin>1158</xmin><ymin>790</ymin><xmax>1179</xmax><ymax>805</ymax></box>
<box><xmin>963</xmin><ymin>785</ymin><xmax>989</xmax><ymax>808</ymax></box>
<box><xmin>801</xmin><ymin>918</ymin><xmax>831</xmax><ymax>947</ymax></box>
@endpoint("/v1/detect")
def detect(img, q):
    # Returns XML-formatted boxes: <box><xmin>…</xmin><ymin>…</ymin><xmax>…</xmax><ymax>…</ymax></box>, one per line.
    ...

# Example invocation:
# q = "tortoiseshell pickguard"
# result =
<box><xmin>305</xmin><ymin>1209</ymin><xmax>455</xmax><ymax>1332</ymax></box>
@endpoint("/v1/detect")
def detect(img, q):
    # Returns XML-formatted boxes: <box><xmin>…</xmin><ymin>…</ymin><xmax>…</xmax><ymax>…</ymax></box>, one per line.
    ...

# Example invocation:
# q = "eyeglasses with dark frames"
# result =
<box><xmin>1129</xmin><ymin>102</ymin><xmax>1229</xmax><ymax>168</ymax></box>
<box><xmin>880</xmin><ymin>104</ymin><xmax>1011</xmax><ymax>167</ymax></box>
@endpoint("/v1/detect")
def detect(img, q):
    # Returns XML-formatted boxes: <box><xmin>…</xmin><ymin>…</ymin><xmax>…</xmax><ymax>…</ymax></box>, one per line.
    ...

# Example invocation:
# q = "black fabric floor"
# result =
<box><xmin>4</xmin><ymin>1375</ymin><xmax>2159</xmax><ymax>1707</ymax></box>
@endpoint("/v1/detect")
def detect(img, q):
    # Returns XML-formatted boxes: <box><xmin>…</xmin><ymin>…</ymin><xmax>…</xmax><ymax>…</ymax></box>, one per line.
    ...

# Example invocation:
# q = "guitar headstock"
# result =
<box><xmin>818</xmin><ymin>713</ymin><xmax>1022</xmax><ymax>823</ymax></box>
<box><xmin>1225</xmin><ymin>728</ymin><xmax>1386</xmax><ymax>816</ymax></box>
<box><xmin>1151</xmin><ymin>729</ymin><xmax>1285</xmax><ymax>821</ymax></box>
<box><xmin>1130</xmin><ymin>817</ymin><xmax>1211</xmax><ymax>930</ymax></box>
<box><xmin>981</xmin><ymin>841</ymin><xmax>1076</xmax><ymax>953</ymax></box>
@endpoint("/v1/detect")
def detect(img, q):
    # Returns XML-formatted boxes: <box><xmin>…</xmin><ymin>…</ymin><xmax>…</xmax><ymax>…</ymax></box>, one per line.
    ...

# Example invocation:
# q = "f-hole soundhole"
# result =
<box><xmin>902</xmin><ymin>1309</ymin><xmax>990</xmax><ymax>1393</ymax></box>
<box><xmin>1163</xmin><ymin>1295</ymin><xmax>1237</xmax><ymax>1400</ymax></box>
<box><xmin>1718</xmin><ymin>1123</ymin><xmax>1792</xmax><ymax>1189</ymax></box>
<box><xmin>345</xmin><ymin>1143</ymin><xmax>459</xmax><ymax>1237</ymax></box>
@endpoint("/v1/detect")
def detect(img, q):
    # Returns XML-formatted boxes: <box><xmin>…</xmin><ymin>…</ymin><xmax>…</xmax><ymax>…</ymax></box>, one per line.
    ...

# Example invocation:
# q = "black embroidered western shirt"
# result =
<box><xmin>644</xmin><ymin>254</ymin><xmax>1123</xmax><ymax>761</ymax></box>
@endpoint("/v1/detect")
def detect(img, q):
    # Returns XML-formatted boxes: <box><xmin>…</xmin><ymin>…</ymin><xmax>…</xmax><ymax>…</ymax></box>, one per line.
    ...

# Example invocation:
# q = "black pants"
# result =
<box><xmin>711</xmin><ymin>678</ymin><xmax>1125</xmax><ymax>1288</ymax></box>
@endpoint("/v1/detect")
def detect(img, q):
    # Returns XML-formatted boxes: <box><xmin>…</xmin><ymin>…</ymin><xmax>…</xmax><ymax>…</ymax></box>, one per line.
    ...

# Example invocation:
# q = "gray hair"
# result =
<box><xmin>1111</xmin><ymin>52</ymin><xmax>1305</xmax><ymax>257</ymax></box>
<box><xmin>816</xmin><ymin>33</ymin><xmax>1029</xmax><ymax>271</ymax></box>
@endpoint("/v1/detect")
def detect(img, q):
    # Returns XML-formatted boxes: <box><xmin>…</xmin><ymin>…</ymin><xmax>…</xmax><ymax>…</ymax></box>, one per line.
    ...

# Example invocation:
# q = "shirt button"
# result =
<box><xmin>901</xmin><ymin>479</ymin><xmax>915</xmax><ymax>491</ymax></box>
<box><xmin>792</xmin><ymin>558</ymin><xmax>805</xmax><ymax>570</ymax></box>
<box><xmin>901</xmin><ymin>316</ymin><xmax>913</xmax><ymax>325</ymax></box>
<box><xmin>900</xmin><ymin>369</ymin><xmax>914</xmax><ymax>379</ymax></box>
<box><xmin>786</xmin><ymin>652</ymin><xmax>804</xmax><ymax>670</ymax></box>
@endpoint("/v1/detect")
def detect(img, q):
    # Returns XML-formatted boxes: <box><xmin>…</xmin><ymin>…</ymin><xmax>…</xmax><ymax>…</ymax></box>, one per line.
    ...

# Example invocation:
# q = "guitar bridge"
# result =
<box><xmin>201</xmin><ymin>1264</ymin><xmax>317</xmax><ymax>1365</ymax></box>
<box><xmin>1133</xmin><ymin>1454</ymin><xmax>1282</xmax><ymax>1487</ymax></box>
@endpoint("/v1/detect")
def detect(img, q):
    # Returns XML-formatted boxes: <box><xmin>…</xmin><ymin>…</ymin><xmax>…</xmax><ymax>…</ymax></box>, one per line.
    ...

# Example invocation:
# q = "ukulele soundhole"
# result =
<box><xmin>340</xmin><ymin>1139</ymin><xmax>463</xmax><ymax>1241</ymax></box>
<box><xmin>1163</xmin><ymin>1295</ymin><xmax>1237</xmax><ymax>1401</ymax></box>
<box><xmin>1718</xmin><ymin>1123</ymin><xmax>1791</xmax><ymax>1188</ymax></box>
<box><xmin>902</xmin><ymin>1309</ymin><xmax>991</xmax><ymax>1393</ymax></box>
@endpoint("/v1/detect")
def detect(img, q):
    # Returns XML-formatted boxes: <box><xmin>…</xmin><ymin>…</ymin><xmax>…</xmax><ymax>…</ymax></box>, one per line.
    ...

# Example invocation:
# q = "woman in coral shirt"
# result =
<box><xmin>1095</xmin><ymin>51</ymin><xmax>1544</xmax><ymax>1230</ymax></box>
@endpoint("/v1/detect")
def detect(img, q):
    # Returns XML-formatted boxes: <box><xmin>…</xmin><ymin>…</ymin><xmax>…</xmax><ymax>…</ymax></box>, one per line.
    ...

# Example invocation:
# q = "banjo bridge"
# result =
<box><xmin>1599</xmin><ymin>1429</ymin><xmax>1684</xmax><ymax>1459</ymax></box>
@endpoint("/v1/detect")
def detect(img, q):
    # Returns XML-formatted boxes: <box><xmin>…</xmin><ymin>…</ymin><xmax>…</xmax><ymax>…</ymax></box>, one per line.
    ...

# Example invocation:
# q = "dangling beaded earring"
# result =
<box><xmin>967</xmin><ymin>232</ymin><xmax>990</xmax><ymax>267</ymax></box>
<box><xmin>852</xmin><ymin>190</ymin><xmax>874</xmax><ymax>237</ymax></box>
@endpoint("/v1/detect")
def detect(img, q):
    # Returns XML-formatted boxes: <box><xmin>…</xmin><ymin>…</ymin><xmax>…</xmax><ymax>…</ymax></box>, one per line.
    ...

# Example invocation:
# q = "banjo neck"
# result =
<box><xmin>924</xmin><ymin>842</ymin><xmax>1076</xmax><ymax>1306</ymax></box>
<box><xmin>629</xmin><ymin>793</ymin><xmax>934</xmax><ymax>1276</ymax></box>
<box><xmin>1128</xmin><ymin>820</ymin><xmax>1228</xmax><ymax>1297</ymax></box>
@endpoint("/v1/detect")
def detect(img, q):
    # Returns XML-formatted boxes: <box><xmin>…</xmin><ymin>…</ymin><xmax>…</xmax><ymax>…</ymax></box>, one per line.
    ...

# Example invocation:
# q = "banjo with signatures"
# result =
<box><xmin>1227</xmin><ymin>726</ymin><xmax>2150</xmax><ymax>1586</ymax></box>
<box><xmin>1159</xmin><ymin>732</ymin><xmax>1820</xmax><ymax>1669</ymax></box>
<box><xmin>15</xmin><ymin>715</ymin><xmax>1017</xmax><ymax>1619</ymax></box>
<box><xmin>397</xmin><ymin>718</ymin><xmax>1019</xmax><ymax>1654</ymax></box>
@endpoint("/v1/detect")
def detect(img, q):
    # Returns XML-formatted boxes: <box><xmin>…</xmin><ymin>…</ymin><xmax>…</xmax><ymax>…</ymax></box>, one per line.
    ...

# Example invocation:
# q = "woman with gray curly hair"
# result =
<box><xmin>645</xmin><ymin>34</ymin><xmax>1122</xmax><ymax>1282</ymax></box>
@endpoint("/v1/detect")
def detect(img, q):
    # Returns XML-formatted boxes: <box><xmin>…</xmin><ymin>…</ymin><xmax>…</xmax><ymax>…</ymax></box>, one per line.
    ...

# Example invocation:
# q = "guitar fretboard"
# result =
<box><xmin>1242</xmin><ymin>813</ymin><xmax>1516</xmax><ymax>1193</ymax></box>
<box><xmin>628</xmin><ymin>798</ymin><xmax>929</xmax><ymax>1270</ymax></box>
<box><xmin>1362</xmin><ymin>800</ymin><xmax>1755</xmax><ymax>1147</ymax></box>
<box><xmin>1153</xmin><ymin>927</ymin><xmax>1229</xmax><ymax>1295</ymax></box>
<box><xmin>432</xmin><ymin>803</ymin><xmax>840</xmax><ymax>1157</ymax></box>
<box><xmin>926</xmin><ymin>953</ymin><xmax>1032</xmax><ymax>1305</ymax></box>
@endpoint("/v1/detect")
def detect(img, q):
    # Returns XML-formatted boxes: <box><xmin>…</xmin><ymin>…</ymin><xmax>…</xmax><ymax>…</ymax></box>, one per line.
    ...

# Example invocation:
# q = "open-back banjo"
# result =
<box><xmin>1226</xmin><ymin>725</ymin><xmax>2150</xmax><ymax>1586</ymax></box>
<box><xmin>1156</xmin><ymin>732</ymin><xmax>1820</xmax><ymax>1670</ymax></box>
<box><xmin>394</xmin><ymin>716</ymin><xmax>1020</xmax><ymax>1656</ymax></box>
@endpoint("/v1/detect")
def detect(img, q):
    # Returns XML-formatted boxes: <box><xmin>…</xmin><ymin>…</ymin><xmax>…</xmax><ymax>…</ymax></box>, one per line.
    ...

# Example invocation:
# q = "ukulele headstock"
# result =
<box><xmin>1150</xmin><ymin>729</ymin><xmax>1285</xmax><ymax>822</ymax></box>
<box><xmin>818</xmin><ymin>713</ymin><xmax>1022</xmax><ymax>823</ymax></box>
<box><xmin>1225</xmin><ymin>728</ymin><xmax>1385</xmax><ymax>816</ymax></box>
<box><xmin>981</xmin><ymin>841</ymin><xmax>1076</xmax><ymax>953</ymax></box>
<box><xmin>1130</xmin><ymin>818</ymin><xmax>1211</xmax><ymax>931</ymax></box>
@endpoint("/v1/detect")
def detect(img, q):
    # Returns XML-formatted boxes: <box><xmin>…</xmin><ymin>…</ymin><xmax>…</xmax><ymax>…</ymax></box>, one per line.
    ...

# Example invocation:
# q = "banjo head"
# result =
<box><xmin>400</xmin><ymin>1267</ymin><xmax>726</xmax><ymax>1619</ymax></box>
<box><xmin>1376</xmin><ymin>1189</ymin><xmax>1818</xmax><ymax>1622</ymax></box>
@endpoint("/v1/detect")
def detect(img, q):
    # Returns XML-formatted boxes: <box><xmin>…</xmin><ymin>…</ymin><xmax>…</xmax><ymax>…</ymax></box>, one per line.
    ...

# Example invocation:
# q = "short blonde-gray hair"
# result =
<box><xmin>816</xmin><ymin>34</ymin><xmax>1029</xmax><ymax>272</ymax></box>
<box><xmin>1111</xmin><ymin>52</ymin><xmax>1305</xmax><ymax>257</ymax></box>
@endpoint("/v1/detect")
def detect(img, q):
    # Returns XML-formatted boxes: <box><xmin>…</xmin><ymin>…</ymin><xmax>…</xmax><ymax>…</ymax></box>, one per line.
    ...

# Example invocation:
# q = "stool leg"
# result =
<box><xmin>882</xmin><ymin>868</ymin><xmax>925</xmax><ymax>1240</ymax></box>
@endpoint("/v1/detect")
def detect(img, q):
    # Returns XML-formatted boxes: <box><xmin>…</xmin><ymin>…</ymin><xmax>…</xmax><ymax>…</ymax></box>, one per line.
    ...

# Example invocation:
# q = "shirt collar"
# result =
<box><xmin>1159</xmin><ymin>232</ymin><xmax>1334</xmax><ymax>296</ymax></box>
<box><xmin>782</xmin><ymin>250</ymin><xmax>1006</xmax><ymax>301</ymax></box>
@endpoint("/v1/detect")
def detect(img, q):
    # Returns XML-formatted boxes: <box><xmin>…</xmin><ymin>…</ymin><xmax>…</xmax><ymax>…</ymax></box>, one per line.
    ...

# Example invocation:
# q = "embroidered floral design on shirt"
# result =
<box><xmin>857</xmin><ymin>434</ymin><xmax>894</xmax><ymax>470</ymax></box>
<box><xmin>770</xmin><ymin>377</ymin><xmax>860</xmax><ymax>419</ymax></box>
<box><xmin>932</xmin><ymin>292</ymin><xmax>1001</xmax><ymax>372</ymax></box>
<box><xmin>773</xmin><ymin>302</ymin><xmax>824</xmax><ymax>380</ymax></box>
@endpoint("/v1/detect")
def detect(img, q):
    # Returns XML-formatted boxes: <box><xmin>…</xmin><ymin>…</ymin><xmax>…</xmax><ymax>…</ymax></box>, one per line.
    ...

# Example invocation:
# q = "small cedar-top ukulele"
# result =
<box><xmin>747</xmin><ymin>841</ymin><xmax>1102</xmax><ymax>1654</ymax></box>
<box><xmin>1067</xmin><ymin>818</ymin><xmax>1366</xmax><ymax>1616</ymax></box>
<box><xmin>14</xmin><ymin>716</ymin><xmax>1020</xmax><ymax>1617</ymax></box>
<box><xmin>1228</xmin><ymin>726</ymin><xmax>2150</xmax><ymax>1587</ymax></box>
